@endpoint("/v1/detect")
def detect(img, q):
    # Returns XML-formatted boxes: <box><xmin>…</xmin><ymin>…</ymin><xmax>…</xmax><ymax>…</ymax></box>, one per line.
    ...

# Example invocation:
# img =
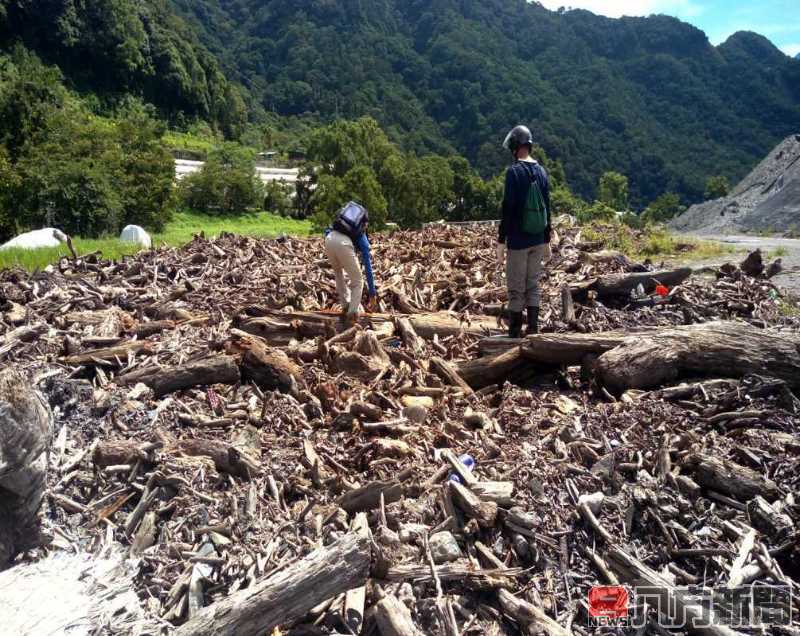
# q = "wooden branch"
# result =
<box><xmin>174</xmin><ymin>533</ymin><xmax>371</xmax><ymax>636</ymax></box>
<box><xmin>497</xmin><ymin>589</ymin><xmax>573</xmax><ymax>636</ymax></box>
<box><xmin>176</xmin><ymin>439</ymin><xmax>260</xmax><ymax>479</ymax></box>
<box><xmin>120</xmin><ymin>355</ymin><xmax>241</xmax><ymax>397</ymax></box>
<box><xmin>560</xmin><ymin>283</ymin><xmax>575</xmax><ymax>322</ymax></box>
<box><xmin>571</xmin><ymin>267</ymin><xmax>692</xmax><ymax>300</ymax></box>
<box><xmin>429</xmin><ymin>356</ymin><xmax>473</xmax><ymax>394</ymax></box>
<box><xmin>61</xmin><ymin>341</ymin><xmax>153</xmax><ymax>366</ymax></box>
<box><xmin>605</xmin><ymin>546</ymin><xmax>743</xmax><ymax>636</ymax></box>
<box><xmin>338</xmin><ymin>479</ymin><xmax>403</xmax><ymax>514</ymax></box>
<box><xmin>375</xmin><ymin>594</ymin><xmax>424</xmax><ymax>636</ymax></box>
<box><xmin>449</xmin><ymin>481</ymin><xmax>498</xmax><ymax>528</ymax></box>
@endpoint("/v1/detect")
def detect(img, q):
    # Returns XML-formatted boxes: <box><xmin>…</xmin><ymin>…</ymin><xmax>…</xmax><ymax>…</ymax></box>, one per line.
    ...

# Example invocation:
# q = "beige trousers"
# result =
<box><xmin>506</xmin><ymin>243</ymin><xmax>546</xmax><ymax>312</ymax></box>
<box><xmin>325</xmin><ymin>230</ymin><xmax>363</xmax><ymax>313</ymax></box>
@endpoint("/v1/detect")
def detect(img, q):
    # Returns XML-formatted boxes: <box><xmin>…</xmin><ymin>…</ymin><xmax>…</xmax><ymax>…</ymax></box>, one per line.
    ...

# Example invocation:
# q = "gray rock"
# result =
<box><xmin>670</xmin><ymin>134</ymin><xmax>800</xmax><ymax>235</ymax></box>
<box><xmin>402</xmin><ymin>405</ymin><xmax>428</xmax><ymax>424</ymax></box>
<box><xmin>429</xmin><ymin>531</ymin><xmax>461</xmax><ymax>564</ymax></box>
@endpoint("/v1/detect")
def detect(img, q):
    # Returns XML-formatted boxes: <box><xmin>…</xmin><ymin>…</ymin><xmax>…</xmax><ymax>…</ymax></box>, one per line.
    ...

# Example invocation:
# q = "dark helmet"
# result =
<box><xmin>503</xmin><ymin>125</ymin><xmax>533</xmax><ymax>152</ymax></box>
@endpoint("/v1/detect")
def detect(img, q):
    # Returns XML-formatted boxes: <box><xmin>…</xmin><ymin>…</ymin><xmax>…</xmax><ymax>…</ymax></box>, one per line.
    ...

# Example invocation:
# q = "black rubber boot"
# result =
<box><xmin>508</xmin><ymin>311</ymin><xmax>523</xmax><ymax>339</ymax></box>
<box><xmin>526</xmin><ymin>306</ymin><xmax>539</xmax><ymax>335</ymax></box>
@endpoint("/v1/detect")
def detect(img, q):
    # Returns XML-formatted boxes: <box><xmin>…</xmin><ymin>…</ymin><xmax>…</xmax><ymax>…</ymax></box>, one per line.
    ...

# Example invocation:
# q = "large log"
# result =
<box><xmin>683</xmin><ymin>453</ymin><xmax>781</xmax><ymax>502</ymax></box>
<box><xmin>571</xmin><ymin>267</ymin><xmax>692</xmax><ymax>300</ymax></box>
<box><xmin>174</xmin><ymin>533</ymin><xmax>371</xmax><ymax>636</ymax></box>
<box><xmin>228</xmin><ymin>329</ymin><xmax>303</xmax><ymax>393</ymax></box>
<box><xmin>119</xmin><ymin>355</ymin><xmax>241</xmax><ymax>397</ymax></box>
<box><xmin>455</xmin><ymin>346</ymin><xmax>529</xmax><ymax>390</ymax></box>
<box><xmin>236</xmin><ymin>309</ymin><xmax>501</xmax><ymax>345</ymax></box>
<box><xmin>0</xmin><ymin>369</ymin><xmax>53</xmax><ymax>564</ymax></box>
<box><xmin>596</xmin><ymin>321</ymin><xmax>800</xmax><ymax>394</ymax></box>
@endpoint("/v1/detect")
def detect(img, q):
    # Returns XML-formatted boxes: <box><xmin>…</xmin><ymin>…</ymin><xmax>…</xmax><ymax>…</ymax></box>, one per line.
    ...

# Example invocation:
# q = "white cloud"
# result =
<box><xmin>781</xmin><ymin>43</ymin><xmax>800</xmax><ymax>57</ymax></box>
<box><xmin>536</xmin><ymin>0</ymin><xmax>704</xmax><ymax>19</ymax></box>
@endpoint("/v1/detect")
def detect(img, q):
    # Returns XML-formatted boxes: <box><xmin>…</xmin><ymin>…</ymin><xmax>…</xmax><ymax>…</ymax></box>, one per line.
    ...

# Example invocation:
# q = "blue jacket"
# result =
<box><xmin>498</xmin><ymin>160</ymin><xmax>551</xmax><ymax>250</ymax></box>
<box><xmin>325</xmin><ymin>228</ymin><xmax>377</xmax><ymax>297</ymax></box>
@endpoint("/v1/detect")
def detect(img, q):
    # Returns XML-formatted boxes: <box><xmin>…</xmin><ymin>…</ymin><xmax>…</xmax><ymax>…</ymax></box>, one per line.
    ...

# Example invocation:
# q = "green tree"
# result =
<box><xmin>179</xmin><ymin>142</ymin><xmax>264</xmax><ymax>214</ymax></box>
<box><xmin>310</xmin><ymin>166</ymin><xmax>387</xmax><ymax>232</ymax></box>
<box><xmin>641</xmin><ymin>192</ymin><xmax>685</xmax><ymax>223</ymax></box>
<box><xmin>577</xmin><ymin>200</ymin><xmax>617</xmax><ymax>224</ymax></box>
<box><xmin>704</xmin><ymin>175</ymin><xmax>730</xmax><ymax>200</ymax></box>
<box><xmin>0</xmin><ymin>48</ymin><xmax>67</xmax><ymax>160</ymax></box>
<box><xmin>597</xmin><ymin>172</ymin><xmax>629</xmax><ymax>211</ymax></box>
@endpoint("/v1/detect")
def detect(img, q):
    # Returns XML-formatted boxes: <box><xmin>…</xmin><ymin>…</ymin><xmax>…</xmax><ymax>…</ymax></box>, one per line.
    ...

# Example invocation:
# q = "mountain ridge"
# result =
<box><xmin>167</xmin><ymin>0</ymin><xmax>800</xmax><ymax>205</ymax></box>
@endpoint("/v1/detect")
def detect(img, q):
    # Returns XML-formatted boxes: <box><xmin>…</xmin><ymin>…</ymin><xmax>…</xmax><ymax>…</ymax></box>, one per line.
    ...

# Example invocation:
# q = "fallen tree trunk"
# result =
<box><xmin>119</xmin><ymin>355</ymin><xmax>241</xmax><ymax>397</ymax></box>
<box><xmin>174</xmin><ymin>533</ymin><xmax>371</xmax><ymax>636</ymax></box>
<box><xmin>683</xmin><ymin>453</ymin><xmax>781</xmax><ymax>502</ymax></box>
<box><xmin>596</xmin><ymin>321</ymin><xmax>800</xmax><ymax>394</ymax></box>
<box><xmin>478</xmin><ymin>331</ymin><xmax>636</xmax><ymax>361</ymax></box>
<box><xmin>236</xmin><ymin>309</ymin><xmax>500</xmax><ymax>345</ymax></box>
<box><xmin>455</xmin><ymin>347</ymin><xmax>529</xmax><ymax>390</ymax></box>
<box><xmin>0</xmin><ymin>369</ymin><xmax>53</xmax><ymax>564</ymax></box>
<box><xmin>227</xmin><ymin>329</ymin><xmax>302</xmax><ymax>393</ymax></box>
<box><xmin>571</xmin><ymin>267</ymin><xmax>692</xmax><ymax>300</ymax></box>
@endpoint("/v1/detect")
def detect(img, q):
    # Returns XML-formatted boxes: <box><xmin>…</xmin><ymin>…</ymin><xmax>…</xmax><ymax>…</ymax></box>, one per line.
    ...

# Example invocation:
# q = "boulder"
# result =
<box><xmin>0</xmin><ymin>228</ymin><xmax>67</xmax><ymax>251</ymax></box>
<box><xmin>119</xmin><ymin>225</ymin><xmax>152</xmax><ymax>249</ymax></box>
<box><xmin>429</xmin><ymin>531</ymin><xmax>462</xmax><ymax>564</ymax></box>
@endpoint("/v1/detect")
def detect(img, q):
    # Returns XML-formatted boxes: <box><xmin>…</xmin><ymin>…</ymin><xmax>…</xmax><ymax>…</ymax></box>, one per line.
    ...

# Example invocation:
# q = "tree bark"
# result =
<box><xmin>61</xmin><ymin>341</ymin><xmax>154</xmax><ymax>366</ymax></box>
<box><xmin>228</xmin><ymin>329</ymin><xmax>302</xmax><ymax>393</ymax></box>
<box><xmin>0</xmin><ymin>369</ymin><xmax>53</xmax><ymax>564</ymax></box>
<box><xmin>497</xmin><ymin>589</ymin><xmax>573</xmax><ymax>636</ymax></box>
<box><xmin>375</xmin><ymin>594</ymin><xmax>425</xmax><ymax>636</ymax></box>
<box><xmin>176</xmin><ymin>439</ymin><xmax>260</xmax><ymax>479</ymax></box>
<box><xmin>683</xmin><ymin>453</ymin><xmax>781</xmax><ymax>502</ymax></box>
<box><xmin>119</xmin><ymin>355</ymin><xmax>241</xmax><ymax>397</ymax></box>
<box><xmin>455</xmin><ymin>347</ymin><xmax>529</xmax><ymax>390</ymax></box>
<box><xmin>174</xmin><ymin>533</ymin><xmax>371</xmax><ymax>636</ymax></box>
<box><xmin>596</xmin><ymin>321</ymin><xmax>800</xmax><ymax>394</ymax></box>
<box><xmin>429</xmin><ymin>356</ymin><xmax>473</xmax><ymax>394</ymax></box>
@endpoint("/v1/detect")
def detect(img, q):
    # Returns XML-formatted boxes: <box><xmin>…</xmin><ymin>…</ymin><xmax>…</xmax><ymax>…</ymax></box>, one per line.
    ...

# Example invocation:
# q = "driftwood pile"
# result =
<box><xmin>1</xmin><ymin>219</ymin><xmax>798</xmax><ymax>635</ymax></box>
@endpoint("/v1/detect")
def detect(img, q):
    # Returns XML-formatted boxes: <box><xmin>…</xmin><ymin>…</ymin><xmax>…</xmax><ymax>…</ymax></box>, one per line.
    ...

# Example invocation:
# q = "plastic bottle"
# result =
<box><xmin>448</xmin><ymin>454</ymin><xmax>476</xmax><ymax>483</ymax></box>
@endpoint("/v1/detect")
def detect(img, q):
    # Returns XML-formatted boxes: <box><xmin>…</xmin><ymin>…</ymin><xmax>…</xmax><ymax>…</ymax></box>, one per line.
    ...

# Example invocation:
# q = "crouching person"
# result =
<box><xmin>324</xmin><ymin>201</ymin><xmax>377</xmax><ymax>324</ymax></box>
<box><xmin>496</xmin><ymin>125</ymin><xmax>551</xmax><ymax>338</ymax></box>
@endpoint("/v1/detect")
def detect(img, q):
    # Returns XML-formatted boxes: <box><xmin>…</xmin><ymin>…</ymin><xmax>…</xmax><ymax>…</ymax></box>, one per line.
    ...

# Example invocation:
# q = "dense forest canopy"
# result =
<box><xmin>166</xmin><ymin>0</ymin><xmax>800</xmax><ymax>206</ymax></box>
<box><xmin>1</xmin><ymin>0</ymin><xmax>799</xmax><ymax>210</ymax></box>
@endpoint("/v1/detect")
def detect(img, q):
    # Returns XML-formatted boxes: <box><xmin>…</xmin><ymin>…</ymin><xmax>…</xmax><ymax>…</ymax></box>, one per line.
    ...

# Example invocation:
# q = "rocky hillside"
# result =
<box><xmin>670</xmin><ymin>134</ymin><xmax>800</xmax><ymax>234</ymax></box>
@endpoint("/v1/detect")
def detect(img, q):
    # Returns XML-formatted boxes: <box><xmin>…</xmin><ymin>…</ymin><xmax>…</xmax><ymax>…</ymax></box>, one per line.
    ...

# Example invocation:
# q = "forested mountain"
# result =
<box><xmin>166</xmin><ymin>0</ymin><xmax>800</xmax><ymax>206</ymax></box>
<box><xmin>0</xmin><ymin>0</ymin><xmax>247</xmax><ymax>137</ymax></box>
<box><xmin>2</xmin><ymin>0</ymin><xmax>799</xmax><ymax>207</ymax></box>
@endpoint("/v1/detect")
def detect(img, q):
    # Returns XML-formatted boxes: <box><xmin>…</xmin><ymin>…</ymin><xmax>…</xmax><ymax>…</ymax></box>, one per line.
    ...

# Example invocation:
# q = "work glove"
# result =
<box><xmin>496</xmin><ymin>242</ymin><xmax>506</xmax><ymax>263</ymax></box>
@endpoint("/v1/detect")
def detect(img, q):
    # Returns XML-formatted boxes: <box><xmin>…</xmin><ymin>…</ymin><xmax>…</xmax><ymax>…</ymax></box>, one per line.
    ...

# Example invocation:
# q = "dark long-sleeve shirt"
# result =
<box><xmin>498</xmin><ymin>159</ymin><xmax>551</xmax><ymax>250</ymax></box>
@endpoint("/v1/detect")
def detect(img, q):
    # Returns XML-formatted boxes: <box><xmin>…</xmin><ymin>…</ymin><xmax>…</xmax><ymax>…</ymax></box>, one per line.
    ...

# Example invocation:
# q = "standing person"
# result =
<box><xmin>324</xmin><ymin>201</ymin><xmax>377</xmax><ymax>324</ymax></box>
<box><xmin>496</xmin><ymin>125</ymin><xmax>551</xmax><ymax>338</ymax></box>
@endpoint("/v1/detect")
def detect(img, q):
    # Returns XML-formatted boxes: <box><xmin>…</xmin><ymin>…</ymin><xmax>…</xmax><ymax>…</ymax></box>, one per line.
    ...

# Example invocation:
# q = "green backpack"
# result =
<box><xmin>521</xmin><ymin>164</ymin><xmax>548</xmax><ymax>235</ymax></box>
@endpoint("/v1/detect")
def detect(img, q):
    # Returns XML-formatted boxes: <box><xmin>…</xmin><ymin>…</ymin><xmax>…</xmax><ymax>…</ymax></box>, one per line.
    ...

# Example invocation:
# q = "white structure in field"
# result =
<box><xmin>0</xmin><ymin>228</ymin><xmax>68</xmax><ymax>250</ymax></box>
<box><xmin>119</xmin><ymin>225</ymin><xmax>152</xmax><ymax>249</ymax></box>
<box><xmin>174</xmin><ymin>159</ymin><xmax>299</xmax><ymax>186</ymax></box>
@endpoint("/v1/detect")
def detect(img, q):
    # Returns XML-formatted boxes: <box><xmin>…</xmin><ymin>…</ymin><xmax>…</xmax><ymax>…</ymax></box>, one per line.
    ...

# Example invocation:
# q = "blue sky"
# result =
<box><xmin>538</xmin><ymin>0</ymin><xmax>800</xmax><ymax>57</ymax></box>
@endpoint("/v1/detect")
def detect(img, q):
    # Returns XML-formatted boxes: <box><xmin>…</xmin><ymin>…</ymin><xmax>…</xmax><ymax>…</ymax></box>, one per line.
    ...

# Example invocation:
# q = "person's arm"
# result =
<box><xmin>356</xmin><ymin>234</ymin><xmax>377</xmax><ymax>297</ymax></box>
<box><xmin>498</xmin><ymin>168</ymin><xmax>514</xmax><ymax>244</ymax></box>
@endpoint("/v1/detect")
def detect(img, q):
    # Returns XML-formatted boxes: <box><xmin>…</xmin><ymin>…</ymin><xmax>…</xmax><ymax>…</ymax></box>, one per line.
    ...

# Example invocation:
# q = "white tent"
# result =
<box><xmin>0</xmin><ymin>228</ymin><xmax>68</xmax><ymax>251</ymax></box>
<box><xmin>119</xmin><ymin>225</ymin><xmax>152</xmax><ymax>249</ymax></box>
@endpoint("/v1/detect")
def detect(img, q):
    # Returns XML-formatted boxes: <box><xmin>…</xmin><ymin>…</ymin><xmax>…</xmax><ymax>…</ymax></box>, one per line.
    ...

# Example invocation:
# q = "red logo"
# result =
<box><xmin>589</xmin><ymin>586</ymin><xmax>630</xmax><ymax>619</ymax></box>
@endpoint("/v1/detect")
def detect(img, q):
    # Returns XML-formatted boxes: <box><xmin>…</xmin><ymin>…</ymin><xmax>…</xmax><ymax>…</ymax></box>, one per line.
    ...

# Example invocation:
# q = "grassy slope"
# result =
<box><xmin>0</xmin><ymin>211</ymin><xmax>312</xmax><ymax>271</ymax></box>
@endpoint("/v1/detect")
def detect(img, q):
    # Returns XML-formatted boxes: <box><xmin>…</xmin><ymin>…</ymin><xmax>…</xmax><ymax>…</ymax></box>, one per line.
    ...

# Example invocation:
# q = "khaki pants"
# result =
<box><xmin>506</xmin><ymin>244</ymin><xmax>546</xmax><ymax>312</ymax></box>
<box><xmin>325</xmin><ymin>230</ymin><xmax>363</xmax><ymax>314</ymax></box>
